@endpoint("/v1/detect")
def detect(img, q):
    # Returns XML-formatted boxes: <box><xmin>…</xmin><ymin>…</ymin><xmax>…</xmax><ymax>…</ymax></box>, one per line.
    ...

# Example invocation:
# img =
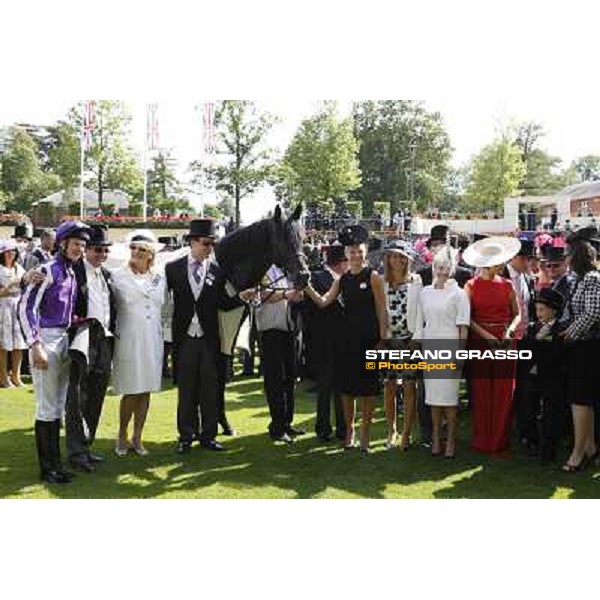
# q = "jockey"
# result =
<box><xmin>18</xmin><ymin>220</ymin><xmax>91</xmax><ymax>484</ymax></box>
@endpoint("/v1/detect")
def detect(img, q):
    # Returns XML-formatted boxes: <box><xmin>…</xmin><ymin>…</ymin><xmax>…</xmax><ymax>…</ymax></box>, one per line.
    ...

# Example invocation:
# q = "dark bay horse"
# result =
<box><xmin>215</xmin><ymin>203</ymin><xmax>308</xmax><ymax>292</ymax></box>
<box><xmin>214</xmin><ymin>203</ymin><xmax>309</xmax><ymax>354</ymax></box>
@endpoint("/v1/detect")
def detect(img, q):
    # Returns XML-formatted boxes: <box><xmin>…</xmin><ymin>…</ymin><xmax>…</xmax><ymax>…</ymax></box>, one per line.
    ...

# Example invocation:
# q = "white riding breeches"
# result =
<box><xmin>31</xmin><ymin>328</ymin><xmax>71</xmax><ymax>421</ymax></box>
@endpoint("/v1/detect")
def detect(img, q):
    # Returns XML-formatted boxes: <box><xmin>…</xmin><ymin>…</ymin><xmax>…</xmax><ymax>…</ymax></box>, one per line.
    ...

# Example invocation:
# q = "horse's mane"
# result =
<box><xmin>215</xmin><ymin>218</ymin><xmax>271</xmax><ymax>270</ymax></box>
<box><xmin>215</xmin><ymin>218</ymin><xmax>273</xmax><ymax>289</ymax></box>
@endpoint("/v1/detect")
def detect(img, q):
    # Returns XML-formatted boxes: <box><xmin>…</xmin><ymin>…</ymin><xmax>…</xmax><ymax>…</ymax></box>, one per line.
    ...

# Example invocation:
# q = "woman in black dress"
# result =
<box><xmin>305</xmin><ymin>226</ymin><xmax>388</xmax><ymax>452</ymax></box>
<box><xmin>560</xmin><ymin>229</ymin><xmax>600</xmax><ymax>472</ymax></box>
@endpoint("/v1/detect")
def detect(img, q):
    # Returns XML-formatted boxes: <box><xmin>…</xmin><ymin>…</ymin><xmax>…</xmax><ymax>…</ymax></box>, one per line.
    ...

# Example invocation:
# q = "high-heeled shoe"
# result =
<box><xmin>385</xmin><ymin>433</ymin><xmax>398</xmax><ymax>450</ymax></box>
<box><xmin>114</xmin><ymin>440</ymin><xmax>130</xmax><ymax>457</ymax></box>
<box><xmin>561</xmin><ymin>456</ymin><xmax>588</xmax><ymax>473</ymax></box>
<box><xmin>586</xmin><ymin>449</ymin><xmax>600</xmax><ymax>465</ymax></box>
<box><xmin>130</xmin><ymin>442</ymin><xmax>149</xmax><ymax>456</ymax></box>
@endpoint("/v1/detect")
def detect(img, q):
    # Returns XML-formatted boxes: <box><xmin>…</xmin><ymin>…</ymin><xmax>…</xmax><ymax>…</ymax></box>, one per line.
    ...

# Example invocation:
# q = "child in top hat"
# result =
<box><xmin>523</xmin><ymin>287</ymin><xmax>568</xmax><ymax>464</ymax></box>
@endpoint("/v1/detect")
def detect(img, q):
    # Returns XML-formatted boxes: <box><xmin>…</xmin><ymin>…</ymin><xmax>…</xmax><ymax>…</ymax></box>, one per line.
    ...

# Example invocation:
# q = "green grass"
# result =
<box><xmin>1</xmin><ymin>375</ymin><xmax>598</xmax><ymax>498</ymax></box>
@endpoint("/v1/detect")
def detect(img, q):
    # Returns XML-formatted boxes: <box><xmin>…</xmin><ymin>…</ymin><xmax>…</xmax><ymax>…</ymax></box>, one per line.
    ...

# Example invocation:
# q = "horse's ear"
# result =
<box><xmin>273</xmin><ymin>205</ymin><xmax>282</xmax><ymax>221</ymax></box>
<box><xmin>291</xmin><ymin>203</ymin><xmax>303</xmax><ymax>221</ymax></box>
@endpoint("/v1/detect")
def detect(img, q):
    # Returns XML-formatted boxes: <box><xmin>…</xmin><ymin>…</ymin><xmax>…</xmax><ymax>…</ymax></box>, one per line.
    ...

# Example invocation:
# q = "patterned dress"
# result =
<box><xmin>0</xmin><ymin>264</ymin><xmax>27</xmax><ymax>351</ymax></box>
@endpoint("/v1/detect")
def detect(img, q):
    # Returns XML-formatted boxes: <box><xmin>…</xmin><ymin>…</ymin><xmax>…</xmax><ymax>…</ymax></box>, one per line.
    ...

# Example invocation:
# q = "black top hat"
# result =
<box><xmin>535</xmin><ymin>287</ymin><xmax>564</xmax><ymax>312</ymax></box>
<box><xmin>338</xmin><ymin>224</ymin><xmax>369</xmax><ymax>246</ymax></box>
<box><xmin>429</xmin><ymin>224</ymin><xmax>449</xmax><ymax>242</ymax></box>
<box><xmin>157</xmin><ymin>236</ymin><xmax>177</xmax><ymax>246</ymax></box>
<box><xmin>325</xmin><ymin>242</ymin><xmax>347</xmax><ymax>265</ymax></box>
<box><xmin>457</xmin><ymin>235</ymin><xmax>470</xmax><ymax>251</ymax></box>
<box><xmin>12</xmin><ymin>224</ymin><xmax>31</xmax><ymax>240</ymax></box>
<box><xmin>368</xmin><ymin>237</ymin><xmax>384</xmax><ymax>252</ymax></box>
<box><xmin>567</xmin><ymin>226</ymin><xmax>600</xmax><ymax>245</ymax></box>
<box><xmin>517</xmin><ymin>239</ymin><xmax>536</xmax><ymax>258</ymax></box>
<box><xmin>88</xmin><ymin>225</ymin><xmax>112</xmax><ymax>246</ymax></box>
<box><xmin>186</xmin><ymin>218</ymin><xmax>217</xmax><ymax>240</ymax></box>
<box><xmin>540</xmin><ymin>244</ymin><xmax>565</xmax><ymax>262</ymax></box>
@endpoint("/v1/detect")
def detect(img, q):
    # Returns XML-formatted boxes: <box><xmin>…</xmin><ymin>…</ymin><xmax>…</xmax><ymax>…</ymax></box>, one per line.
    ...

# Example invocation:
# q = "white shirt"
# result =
<box><xmin>84</xmin><ymin>259</ymin><xmax>111</xmax><ymax>335</ymax></box>
<box><xmin>255</xmin><ymin>265</ymin><xmax>291</xmax><ymax>333</ymax></box>
<box><xmin>187</xmin><ymin>254</ymin><xmax>208</xmax><ymax>338</ymax></box>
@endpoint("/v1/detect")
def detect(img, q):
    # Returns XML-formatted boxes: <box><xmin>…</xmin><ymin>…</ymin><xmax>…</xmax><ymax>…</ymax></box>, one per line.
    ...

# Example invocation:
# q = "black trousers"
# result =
<box><xmin>527</xmin><ymin>375</ymin><xmax>565</xmax><ymax>461</ymax></box>
<box><xmin>216</xmin><ymin>352</ymin><xmax>231</xmax><ymax>427</ymax></box>
<box><xmin>177</xmin><ymin>336</ymin><xmax>218</xmax><ymax>444</ymax></box>
<box><xmin>315</xmin><ymin>339</ymin><xmax>345</xmax><ymax>439</ymax></box>
<box><xmin>260</xmin><ymin>329</ymin><xmax>296</xmax><ymax>437</ymax></box>
<box><xmin>515</xmin><ymin>351</ymin><xmax>537</xmax><ymax>445</ymax></box>
<box><xmin>65</xmin><ymin>337</ymin><xmax>112</xmax><ymax>460</ymax></box>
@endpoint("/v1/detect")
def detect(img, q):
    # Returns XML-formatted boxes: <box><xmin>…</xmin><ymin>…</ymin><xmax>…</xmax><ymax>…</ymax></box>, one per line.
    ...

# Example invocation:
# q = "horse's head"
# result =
<box><xmin>270</xmin><ymin>203</ymin><xmax>309</xmax><ymax>287</ymax></box>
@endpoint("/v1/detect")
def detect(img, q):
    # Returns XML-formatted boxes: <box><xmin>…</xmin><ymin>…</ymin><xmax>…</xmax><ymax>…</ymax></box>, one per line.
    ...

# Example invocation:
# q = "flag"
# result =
<box><xmin>82</xmin><ymin>100</ymin><xmax>96</xmax><ymax>150</ymax></box>
<box><xmin>203</xmin><ymin>101</ymin><xmax>216</xmax><ymax>154</ymax></box>
<box><xmin>146</xmin><ymin>103</ymin><xmax>159</xmax><ymax>150</ymax></box>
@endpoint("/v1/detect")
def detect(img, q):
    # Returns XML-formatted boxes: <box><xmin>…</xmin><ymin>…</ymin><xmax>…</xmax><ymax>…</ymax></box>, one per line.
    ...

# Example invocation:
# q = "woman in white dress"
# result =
<box><xmin>112</xmin><ymin>233</ymin><xmax>166</xmax><ymax>457</ymax></box>
<box><xmin>0</xmin><ymin>240</ymin><xmax>28</xmax><ymax>387</ymax></box>
<box><xmin>413</xmin><ymin>250</ymin><xmax>470</xmax><ymax>458</ymax></box>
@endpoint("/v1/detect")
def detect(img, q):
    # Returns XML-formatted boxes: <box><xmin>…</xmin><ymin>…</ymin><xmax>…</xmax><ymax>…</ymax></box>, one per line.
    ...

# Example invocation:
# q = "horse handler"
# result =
<box><xmin>18</xmin><ymin>220</ymin><xmax>91</xmax><ymax>484</ymax></box>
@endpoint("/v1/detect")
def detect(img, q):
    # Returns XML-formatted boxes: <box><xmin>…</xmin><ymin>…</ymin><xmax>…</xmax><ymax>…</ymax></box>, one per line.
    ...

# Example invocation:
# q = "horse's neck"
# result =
<box><xmin>217</xmin><ymin>221</ymin><xmax>273</xmax><ymax>289</ymax></box>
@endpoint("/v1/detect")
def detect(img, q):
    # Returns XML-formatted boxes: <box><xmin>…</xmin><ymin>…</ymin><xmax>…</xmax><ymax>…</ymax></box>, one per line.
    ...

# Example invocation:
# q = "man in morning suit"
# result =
<box><xmin>166</xmin><ymin>218</ymin><xmax>242</xmax><ymax>454</ymax></box>
<box><xmin>65</xmin><ymin>224</ymin><xmax>116</xmax><ymax>472</ymax></box>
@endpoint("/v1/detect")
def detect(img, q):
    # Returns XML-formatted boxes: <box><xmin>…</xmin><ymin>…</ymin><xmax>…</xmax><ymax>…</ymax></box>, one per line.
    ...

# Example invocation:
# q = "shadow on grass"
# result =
<box><xmin>1</xmin><ymin>422</ymin><xmax>598</xmax><ymax>499</ymax></box>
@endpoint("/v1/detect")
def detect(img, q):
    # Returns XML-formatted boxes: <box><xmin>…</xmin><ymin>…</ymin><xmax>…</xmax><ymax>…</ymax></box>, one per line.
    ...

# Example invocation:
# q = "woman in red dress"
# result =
<box><xmin>463</xmin><ymin>238</ymin><xmax>522</xmax><ymax>454</ymax></box>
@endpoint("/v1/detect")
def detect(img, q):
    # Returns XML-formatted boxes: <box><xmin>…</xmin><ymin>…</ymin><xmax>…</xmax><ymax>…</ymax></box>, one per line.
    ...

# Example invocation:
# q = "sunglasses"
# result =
<box><xmin>546</xmin><ymin>262</ymin><xmax>564</xmax><ymax>268</ymax></box>
<box><xmin>92</xmin><ymin>247</ymin><xmax>110</xmax><ymax>254</ymax></box>
<box><xmin>129</xmin><ymin>244</ymin><xmax>151</xmax><ymax>254</ymax></box>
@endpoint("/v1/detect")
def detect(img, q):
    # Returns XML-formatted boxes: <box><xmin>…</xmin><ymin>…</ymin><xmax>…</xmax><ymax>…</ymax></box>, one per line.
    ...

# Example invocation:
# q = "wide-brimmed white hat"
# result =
<box><xmin>125</xmin><ymin>229</ymin><xmax>164</xmax><ymax>253</ymax></box>
<box><xmin>0</xmin><ymin>239</ymin><xmax>18</xmax><ymax>254</ymax></box>
<box><xmin>462</xmin><ymin>236</ymin><xmax>521</xmax><ymax>268</ymax></box>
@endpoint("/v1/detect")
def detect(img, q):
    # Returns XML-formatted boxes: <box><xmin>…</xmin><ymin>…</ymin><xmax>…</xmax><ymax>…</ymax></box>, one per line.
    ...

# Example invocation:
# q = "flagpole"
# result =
<box><xmin>142</xmin><ymin>144</ymin><xmax>148</xmax><ymax>223</ymax></box>
<box><xmin>79</xmin><ymin>102</ymin><xmax>85</xmax><ymax>220</ymax></box>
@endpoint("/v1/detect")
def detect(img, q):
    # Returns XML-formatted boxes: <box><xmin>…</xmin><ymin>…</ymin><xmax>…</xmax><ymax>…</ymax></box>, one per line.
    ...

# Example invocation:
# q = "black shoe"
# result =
<box><xmin>176</xmin><ymin>441</ymin><xmax>192</xmax><ymax>455</ymax></box>
<box><xmin>317</xmin><ymin>434</ymin><xmax>332</xmax><ymax>443</ymax></box>
<box><xmin>87</xmin><ymin>453</ymin><xmax>105</xmax><ymax>464</ymax></box>
<box><xmin>70</xmin><ymin>457</ymin><xmax>96</xmax><ymax>473</ymax></box>
<box><xmin>270</xmin><ymin>432</ymin><xmax>294</xmax><ymax>444</ymax></box>
<box><xmin>286</xmin><ymin>426</ymin><xmax>306</xmax><ymax>437</ymax></box>
<box><xmin>219</xmin><ymin>421</ymin><xmax>236</xmax><ymax>436</ymax></box>
<box><xmin>200</xmin><ymin>440</ymin><xmax>225</xmax><ymax>451</ymax></box>
<box><xmin>41</xmin><ymin>469</ymin><xmax>72</xmax><ymax>484</ymax></box>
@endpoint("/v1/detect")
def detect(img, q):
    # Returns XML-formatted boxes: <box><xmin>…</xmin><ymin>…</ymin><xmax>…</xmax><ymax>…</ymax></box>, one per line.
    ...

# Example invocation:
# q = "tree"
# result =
<box><xmin>190</xmin><ymin>101</ymin><xmax>277</xmax><ymax>226</ymax></box>
<box><xmin>514</xmin><ymin>121</ymin><xmax>564</xmax><ymax>195</ymax></box>
<box><xmin>572</xmin><ymin>155</ymin><xmax>600</xmax><ymax>182</ymax></box>
<box><xmin>47</xmin><ymin>121</ymin><xmax>80</xmax><ymax>190</ymax></box>
<box><xmin>0</xmin><ymin>127</ymin><xmax>61</xmax><ymax>212</ymax></box>
<box><xmin>67</xmin><ymin>101</ymin><xmax>144</xmax><ymax>207</ymax></box>
<box><xmin>278</xmin><ymin>101</ymin><xmax>361</xmax><ymax>208</ymax></box>
<box><xmin>147</xmin><ymin>151</ymin><xmax>180</xmax><ymax>202</ymax></box>
<box><xmin>463</xmin><ymin>136</ymin><xmax>526</xmax><ymax>212</ymax></box>
<box><xmin>351</xmin><ymin>100</ymin><xmax>452</xmax><ymax>215</ymax></box>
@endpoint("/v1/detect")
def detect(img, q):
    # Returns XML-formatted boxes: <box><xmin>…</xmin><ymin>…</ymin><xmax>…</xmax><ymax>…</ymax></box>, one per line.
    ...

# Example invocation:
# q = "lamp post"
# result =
<box><xmin>408</xmin><ymin>139</ymin><xmax>417</xmax><ymax>209</ymax></box>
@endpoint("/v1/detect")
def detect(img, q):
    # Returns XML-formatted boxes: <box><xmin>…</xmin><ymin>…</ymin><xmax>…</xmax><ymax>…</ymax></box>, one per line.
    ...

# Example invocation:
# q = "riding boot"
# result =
<box><xmin>50</xmin><ymin>420</ymin><xmax>74</xmax><ymax>482</ymax></box>
<box><xmin>35</xmin><ymin>421</ymin><xmax>70</xmax><ymax>484</ymax></box>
